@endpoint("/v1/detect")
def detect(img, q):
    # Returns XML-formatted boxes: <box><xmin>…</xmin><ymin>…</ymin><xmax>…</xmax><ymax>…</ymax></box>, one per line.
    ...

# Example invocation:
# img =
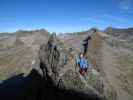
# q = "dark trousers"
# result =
<box><xmin>79</xmin><ymin>68</ymin><xmax>87</xmax><ymax>76</ymax></box>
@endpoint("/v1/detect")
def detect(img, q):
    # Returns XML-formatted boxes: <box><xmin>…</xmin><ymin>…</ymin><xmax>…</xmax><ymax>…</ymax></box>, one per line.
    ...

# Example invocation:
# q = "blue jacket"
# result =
<box><xmin>76</xmin><ymin>56</ymin><xmax>89</xmax><ymax>69</ymax></box>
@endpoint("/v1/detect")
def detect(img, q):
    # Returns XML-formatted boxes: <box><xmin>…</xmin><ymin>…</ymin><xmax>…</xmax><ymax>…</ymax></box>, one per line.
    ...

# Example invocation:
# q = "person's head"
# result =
<box><xmin>79</xmin><ymin>53</ymin><xmax>84</xmax><ymax>58</ymax></box>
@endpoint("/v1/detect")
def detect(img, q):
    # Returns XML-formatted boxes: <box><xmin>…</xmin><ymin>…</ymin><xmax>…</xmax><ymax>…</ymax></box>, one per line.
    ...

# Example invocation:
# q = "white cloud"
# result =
<box><xmin>119</xmin><ymin>0</ymin><xmax>133</xmax><ymax>10</ymax></box>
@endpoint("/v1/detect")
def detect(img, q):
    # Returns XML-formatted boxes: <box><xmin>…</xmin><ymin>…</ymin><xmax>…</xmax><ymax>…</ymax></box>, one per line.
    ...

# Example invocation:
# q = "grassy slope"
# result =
<box><xmin>101</xmin><ymin>38</ymin><xmax>133</xmax><ymax>100</ymax></box>
<box><xmin>0</xmin><ymin>46</ymin><xmax>33</xmax><ymax>80</ymax></box>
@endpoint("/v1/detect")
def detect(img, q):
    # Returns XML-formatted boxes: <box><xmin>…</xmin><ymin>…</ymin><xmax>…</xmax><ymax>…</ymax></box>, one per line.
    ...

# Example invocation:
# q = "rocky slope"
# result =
<box><xmin>0</xmin><ymin>28</ymin><xmax>133</xmax><ymax>100</ymax></box>
<box><xmin>102</xmin><ymin>27</ymin><xmax>133</xmax><ymax>100</ymax></box>
<box><xmin>0</xmin><ymin>32</ymin><xmax>104</xmax><ymax>100</ymax></box>
<box><xmin>105</xmin><ymin>27</ymin><xmax>133</xmax><ymax>41</ymax></box>
<box><xmin>59</xmin><ymin>28</ymin><xmax>133</xmax><ymax>100</ymax></box>
<box><xmin>0</xmin><ymin>29</ymin><xmax>50</xmax><ymax>79</ymax></box>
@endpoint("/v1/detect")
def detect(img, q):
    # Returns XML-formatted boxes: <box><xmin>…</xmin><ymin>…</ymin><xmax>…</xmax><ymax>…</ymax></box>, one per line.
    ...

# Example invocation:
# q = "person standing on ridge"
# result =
<box><xmin>76</xmin><ymin>53</ymin><xmax>89</xmax><ymax>76</ymax></box>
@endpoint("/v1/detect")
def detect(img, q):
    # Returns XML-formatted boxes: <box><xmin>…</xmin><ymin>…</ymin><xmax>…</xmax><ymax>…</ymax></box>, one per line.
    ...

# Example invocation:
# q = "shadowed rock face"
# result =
<box><xmin>0</xmin><ymin>69</ymin><xmax>104</xmax><ymax>100</ymax></box>
<box><xmin>39</xmin><ymin>34</ymin><xmax>60</xmax><ymax>83</ymax></box>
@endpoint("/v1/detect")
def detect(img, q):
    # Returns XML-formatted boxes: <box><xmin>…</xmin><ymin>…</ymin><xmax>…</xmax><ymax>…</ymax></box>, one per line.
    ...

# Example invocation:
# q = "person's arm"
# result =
<box><xmin>86</xmin><ymin>60</ymin><xmax>89</xmax><ymax>69</ymax></box>
<box><xmin>83</xmin><ymin>59</ymin><xmax>88</xmax><ymax>69</ymax></box>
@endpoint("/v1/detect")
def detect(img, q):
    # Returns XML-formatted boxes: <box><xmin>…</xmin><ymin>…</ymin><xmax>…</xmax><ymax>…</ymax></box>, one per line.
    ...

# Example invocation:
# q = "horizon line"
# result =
<box><xmin>0</xmin><ymin>26</ymin><xmax>133</xmax><ymax>34</ymax></box>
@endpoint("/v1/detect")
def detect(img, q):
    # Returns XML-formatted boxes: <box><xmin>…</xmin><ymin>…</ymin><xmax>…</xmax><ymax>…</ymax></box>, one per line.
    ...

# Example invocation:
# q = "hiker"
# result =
<box><xmin>76</xmin><ymin>53</ymin><xmax>89</xmax><ymax>76</ymax></box>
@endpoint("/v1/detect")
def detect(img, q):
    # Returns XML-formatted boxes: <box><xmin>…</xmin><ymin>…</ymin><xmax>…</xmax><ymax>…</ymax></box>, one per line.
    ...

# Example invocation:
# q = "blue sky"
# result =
<box><xmin>0</xmin><ymin>0</ymin><xmax>133</xmax><ymax>33</ymax></box>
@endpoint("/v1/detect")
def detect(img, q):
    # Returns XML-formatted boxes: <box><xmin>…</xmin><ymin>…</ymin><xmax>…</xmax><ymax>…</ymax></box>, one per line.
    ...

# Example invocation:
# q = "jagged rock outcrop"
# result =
<box><xmin>33</xmin><ymin>33</ymin><xmax>105</xmax><ymax>100</ymax></box>
<box><xmin>0</xmin><ymin>33</ymin><xmax>105</xmax><ymax>100</ymax></box>
<box><xmin>12</xmin><ymin>33</ymin><xmax>104</xmax><ymax>100</ymax></box>
<box><xmin>38</xmin><ymin>34</ymin><xmax>60</xmax><ymax>83</ymax></box>
<box><xmin>0</xmin><ymin>35</ymin><xmax>101</xmax><ymax>100</ymax></box>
